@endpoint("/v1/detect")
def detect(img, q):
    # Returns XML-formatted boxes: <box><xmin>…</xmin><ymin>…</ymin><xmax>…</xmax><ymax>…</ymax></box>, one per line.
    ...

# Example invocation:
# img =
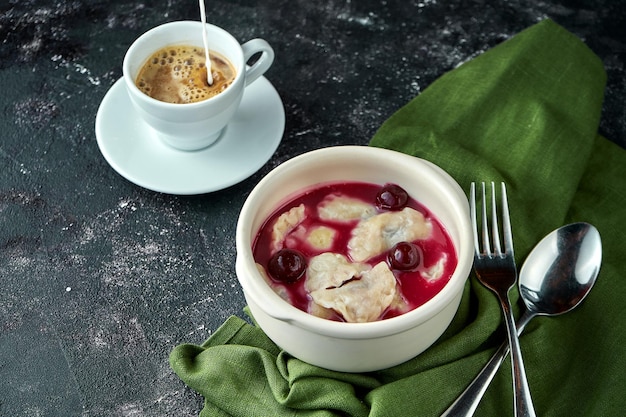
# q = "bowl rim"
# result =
<box><xmin>235</xmin><ymin>145</ymin><xmax>473</xmax><ymax>339</ymax></box>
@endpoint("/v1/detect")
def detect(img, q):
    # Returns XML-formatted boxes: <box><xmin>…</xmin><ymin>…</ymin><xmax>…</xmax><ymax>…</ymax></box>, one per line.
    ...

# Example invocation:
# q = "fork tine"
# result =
<box><xmin>472</xmin><ymin>182</ymin><xmax>513</xmax><ymax>258</ymax></box>
<box><xmin>470</xmin><ymin>182</ymin><xmax>480</xmax><ymax>256</ymax></box>
<box><xmin>500</xmin><ymin>182</ymin><xmax>514</xmax><ymax>256</ymax></box>
<box><xmin>480</xmin><ymin>182</ymin><xmax>491</xmax><ymax>256</ymax></box>
<box><xmin>490</xmin><ymin>182</ymin><xmax>503</xmax><ymax>256</ymax></box>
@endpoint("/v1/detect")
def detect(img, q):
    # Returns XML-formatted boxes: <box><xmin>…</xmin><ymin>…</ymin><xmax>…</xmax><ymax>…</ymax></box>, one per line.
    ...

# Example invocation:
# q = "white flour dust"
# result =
<box><xmin>51</xmin><ymin>54</ymin><xmax>101</xmax><ymax>86</ymax></box>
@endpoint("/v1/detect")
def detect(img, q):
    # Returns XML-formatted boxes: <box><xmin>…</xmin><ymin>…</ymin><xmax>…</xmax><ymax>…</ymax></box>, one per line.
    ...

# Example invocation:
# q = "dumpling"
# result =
<box><xmin>307</xmin><ymin>299</ymin><xmax>336</xmax><ymax>320</ymax></box>
<box><xmin>271</xmin><ymin>204</ymin><xmax>306</xmax><ymax>253</ymax></box>
<box><xmin>305</xmin><ymin>253</ymin><xmax>370</xmax><ymax>292</ymax></box>
<box><xmin>348</xmin><ymin>207</ymin><xmax>432</xmax><ymax>262</ymax></box>
<box><xmin>308</xmin><ymin>260</ymin><xmax>397</xmax><ymax>323</ymax></box>
<box><xmin>317</xmin><ymin>194</ymin><xmax>376</xmax><ymax>222</ymax></box>
<box><xmin>306</xmin><ymin>226</ymin><xmax>337</xmax><ymax>251</ymax></box>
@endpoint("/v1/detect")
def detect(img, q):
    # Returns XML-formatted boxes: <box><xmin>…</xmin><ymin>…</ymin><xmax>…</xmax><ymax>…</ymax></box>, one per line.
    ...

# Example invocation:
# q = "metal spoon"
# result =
<box><xmin>441</xmin><ymin>222</ymin><xmax>602</xmax><ymax>417</ymax></box>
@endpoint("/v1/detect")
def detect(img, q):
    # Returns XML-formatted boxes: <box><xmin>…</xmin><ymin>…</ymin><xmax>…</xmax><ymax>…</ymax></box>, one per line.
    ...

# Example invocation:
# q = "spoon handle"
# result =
<box><xmin>440</xmin><ymin>310</ymin><xmax>534</xmax><ymax>417</ymax></box>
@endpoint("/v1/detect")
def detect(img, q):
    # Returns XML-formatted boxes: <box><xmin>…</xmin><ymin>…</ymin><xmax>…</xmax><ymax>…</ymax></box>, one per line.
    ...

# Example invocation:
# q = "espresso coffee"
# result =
<box><xmin>135</xmin><ymin>45</ymin><xmax>236</xmax><ymax>104</ymax></box>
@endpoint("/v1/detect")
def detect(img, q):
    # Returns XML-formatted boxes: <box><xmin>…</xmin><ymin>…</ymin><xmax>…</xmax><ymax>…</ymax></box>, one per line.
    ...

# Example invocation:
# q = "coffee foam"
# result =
<box><xmin>135</xmin><ymin>45</ymin><xmax>236</xmax><ymax>104</ymax></box>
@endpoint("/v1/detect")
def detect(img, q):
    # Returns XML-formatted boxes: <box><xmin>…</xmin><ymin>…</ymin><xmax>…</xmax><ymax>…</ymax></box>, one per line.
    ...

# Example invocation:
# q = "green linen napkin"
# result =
<box><xmin>170</xmin><ymin>19</ymin><xmax>626</xmax><ymax>416</ymax></box>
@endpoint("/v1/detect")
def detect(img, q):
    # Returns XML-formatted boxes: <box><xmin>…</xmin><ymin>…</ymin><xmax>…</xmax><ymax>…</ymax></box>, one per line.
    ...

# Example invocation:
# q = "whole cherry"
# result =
<box><xmin>268</xmin><ymin>248</ymin><xmax>307</xmax><ymax>283</ymax></box>
<box><xmin>376</xmin><ymin>183</ymin><xmax>409</xmax><ymax>211</ymax></box>
<box><xmin>388</xmin><ymin>241</ymin><xmax>421</xmax><ymax>271</ymax></box>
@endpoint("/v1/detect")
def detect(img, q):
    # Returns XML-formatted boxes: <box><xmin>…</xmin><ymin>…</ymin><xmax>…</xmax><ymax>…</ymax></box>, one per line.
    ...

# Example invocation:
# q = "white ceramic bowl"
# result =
<box><xmin>235</xmin><ymin>146</ymin><xmax>473</xmax><ymax>372</ymax></box>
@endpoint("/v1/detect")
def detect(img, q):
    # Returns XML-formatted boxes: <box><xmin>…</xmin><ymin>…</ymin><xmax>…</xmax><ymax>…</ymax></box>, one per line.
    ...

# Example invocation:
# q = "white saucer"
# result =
<box><xmin>95</xmin><ymin>76</ymin><xmax>285</xmax><ymax>195</ymax></box>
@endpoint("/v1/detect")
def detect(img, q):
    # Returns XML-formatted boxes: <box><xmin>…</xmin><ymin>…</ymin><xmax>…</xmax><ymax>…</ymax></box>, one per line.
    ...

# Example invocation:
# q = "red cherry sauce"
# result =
<box><xmin>252</xmin><ymin>182</ymin><xmax>457</xmax><ymax>321</ymax></box>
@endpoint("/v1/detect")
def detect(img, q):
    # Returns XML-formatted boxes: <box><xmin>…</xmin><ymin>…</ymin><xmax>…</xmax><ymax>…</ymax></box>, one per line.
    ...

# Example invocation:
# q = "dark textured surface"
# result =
<box><xmin>0</xmin><ymin>1</ymin><xmax>624</xmax><ymax>415</ymax></box>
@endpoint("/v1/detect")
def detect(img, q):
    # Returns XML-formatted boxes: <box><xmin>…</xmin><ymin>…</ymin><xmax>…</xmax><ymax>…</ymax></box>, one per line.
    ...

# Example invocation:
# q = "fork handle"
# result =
<box><xmin>440</xmin><ymin>310</ymin><xmax>534</xmax><ymax>417</ymax></box>
<box><xmin>500</xmin><ymin>295</ymin><xmax>537</xmax><ymax>417</ymax></box>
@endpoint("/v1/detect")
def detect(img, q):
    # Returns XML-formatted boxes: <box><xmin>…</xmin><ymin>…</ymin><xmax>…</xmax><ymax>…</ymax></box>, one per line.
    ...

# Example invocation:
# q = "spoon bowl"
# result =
<box><xmin>519</xmin><ymin>222</ymin><xmax>602</xmax><ymax>316</ymax></box>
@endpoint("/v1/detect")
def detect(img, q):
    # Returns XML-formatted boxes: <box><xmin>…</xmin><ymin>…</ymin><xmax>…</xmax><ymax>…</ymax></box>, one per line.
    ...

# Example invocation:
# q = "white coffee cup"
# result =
<box><xmin>122</xmin><ymin>21</ymin><xmax>274</xmax><ymax>151</ymax></box>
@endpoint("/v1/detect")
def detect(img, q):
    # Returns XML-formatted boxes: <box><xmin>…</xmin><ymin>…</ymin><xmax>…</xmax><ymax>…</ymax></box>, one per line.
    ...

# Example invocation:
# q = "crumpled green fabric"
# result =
<box><xmin>170</xmin><ymin>19</ymin><xmax>626</xmax><ymax>416</ymax></box>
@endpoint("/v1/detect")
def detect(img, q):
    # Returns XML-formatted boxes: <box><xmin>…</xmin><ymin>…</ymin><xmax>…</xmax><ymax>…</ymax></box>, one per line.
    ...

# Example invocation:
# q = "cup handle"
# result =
<box><xmin>241</xmin><ymin>39</ymin><xmax>275</xmax><ymax>87</ymax></box>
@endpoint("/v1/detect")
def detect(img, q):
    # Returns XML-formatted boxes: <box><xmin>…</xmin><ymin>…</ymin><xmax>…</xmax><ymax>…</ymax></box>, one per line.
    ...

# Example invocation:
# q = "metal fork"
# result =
<box><xmin>445</xmin><ymin>182</ymin><xmax>536</xmax><ymax>417</ymax></box>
